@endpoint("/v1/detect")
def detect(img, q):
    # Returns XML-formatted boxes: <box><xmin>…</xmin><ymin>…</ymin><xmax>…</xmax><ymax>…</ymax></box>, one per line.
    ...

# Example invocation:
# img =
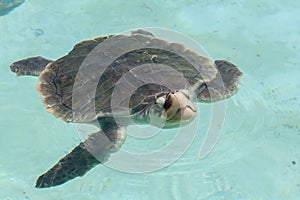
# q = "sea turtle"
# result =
<box><xmin>10</xmin><ymin>30</ymin><xmax>242</xmax><ymax>188</ymax></box>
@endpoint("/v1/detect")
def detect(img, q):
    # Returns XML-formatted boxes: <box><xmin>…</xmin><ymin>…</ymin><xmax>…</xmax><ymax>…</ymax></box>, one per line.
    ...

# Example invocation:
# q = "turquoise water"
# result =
<box><xmin>1</xmin><ymin>0</ymin><xmax>300</xmax><ymax>199</ymax></box>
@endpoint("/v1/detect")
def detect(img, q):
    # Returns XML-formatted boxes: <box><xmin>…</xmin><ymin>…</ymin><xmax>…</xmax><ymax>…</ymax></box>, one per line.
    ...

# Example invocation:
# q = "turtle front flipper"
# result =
<box><xmin>10</xmin><ymin>56</ymin><xmax>52</xmax><ymax>76</ymax></box>
<box><xmin>35</xmin><ymin>118</ymin><xmax>126</xmax><ymax>188</ymax></box>
<box><xmin>196</xmin><ymin>60</ymin><xmax>243</xmax><ymax>102</ymax></box>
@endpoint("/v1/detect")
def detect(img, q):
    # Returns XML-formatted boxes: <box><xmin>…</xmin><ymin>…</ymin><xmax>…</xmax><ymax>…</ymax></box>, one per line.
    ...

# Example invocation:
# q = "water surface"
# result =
<box><xmin>0</xmin><ymin>0</ymin><xmax>299</xmax><ymax>199</ymax></box>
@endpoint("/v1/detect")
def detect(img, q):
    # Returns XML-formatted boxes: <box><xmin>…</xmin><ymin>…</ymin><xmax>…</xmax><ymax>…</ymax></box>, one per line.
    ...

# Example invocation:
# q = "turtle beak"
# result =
<box><xmin>164</xmin><ymin>90</ymin><xmax>196</xmax><ymax>127</ymax></box>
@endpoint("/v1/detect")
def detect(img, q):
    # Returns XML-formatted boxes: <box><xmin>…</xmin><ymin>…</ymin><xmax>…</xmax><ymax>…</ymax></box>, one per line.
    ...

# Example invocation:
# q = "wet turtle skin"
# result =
<box><xmin>10</xmin><ymin>31</ymin><xmax>242</xmax><ymax>188</ymax></box>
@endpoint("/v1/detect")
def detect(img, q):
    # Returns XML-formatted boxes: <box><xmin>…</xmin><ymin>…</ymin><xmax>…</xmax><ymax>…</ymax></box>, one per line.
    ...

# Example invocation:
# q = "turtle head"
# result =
<box><xmin>147</xmin><ymin>90</ymin><xmax>197</xmax><ymax>129</ymax></box>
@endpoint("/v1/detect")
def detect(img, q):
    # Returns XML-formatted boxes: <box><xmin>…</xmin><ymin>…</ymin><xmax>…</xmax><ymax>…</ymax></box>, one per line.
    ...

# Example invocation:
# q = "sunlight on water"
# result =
<box><xmin>1</xmin><ymin>0</ymin><xmax>300</xmax><ymax>199</ymax></box>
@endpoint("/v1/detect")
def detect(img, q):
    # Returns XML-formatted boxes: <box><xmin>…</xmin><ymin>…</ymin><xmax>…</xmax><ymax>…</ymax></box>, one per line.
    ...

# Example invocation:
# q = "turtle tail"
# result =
<box><xmin>10</xmin><ymin>56</ymin><xmax>53</xmax><ymax>77</ymax></box>
<box><xmin>197</xmin><ymin>60</ymin><xmax>243</xmax><ymax>102</ymax></box>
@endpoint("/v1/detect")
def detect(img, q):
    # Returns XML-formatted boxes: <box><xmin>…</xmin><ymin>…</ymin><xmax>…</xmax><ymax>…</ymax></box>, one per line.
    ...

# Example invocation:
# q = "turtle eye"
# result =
<box><xmin>163</xmin><ymin>95</ymin><xmax>172</xmax><ymax>110</ymax></box>
<box><xmin>156</xmin><ymin>96</ymin><xmax>165</xmax><ymax>106</ymax></box>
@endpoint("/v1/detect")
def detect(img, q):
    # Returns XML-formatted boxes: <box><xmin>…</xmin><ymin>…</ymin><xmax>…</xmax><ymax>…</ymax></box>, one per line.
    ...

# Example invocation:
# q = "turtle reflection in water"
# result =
<box><xmin>10</xmin><ymin>30</ymin><xmax>242</xmax><ymax>188</ymax></box>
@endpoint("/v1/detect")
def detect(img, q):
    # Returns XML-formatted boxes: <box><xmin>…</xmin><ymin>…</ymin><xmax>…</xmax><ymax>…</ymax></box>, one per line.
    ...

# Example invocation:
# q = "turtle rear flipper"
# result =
<box><xmin>36</xmin><ymin>118</ymin><xmax>126</xmax><ymax>188</ymax></box>
<box><xmin>10</xmin><ymin>56</ymin><xmax>52</xmax><ymax>77</ymax></box>
<box><xmin>197</xmin><ymin>60</ymin><xmax>243</xmax><ymax>102</ymax></box>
